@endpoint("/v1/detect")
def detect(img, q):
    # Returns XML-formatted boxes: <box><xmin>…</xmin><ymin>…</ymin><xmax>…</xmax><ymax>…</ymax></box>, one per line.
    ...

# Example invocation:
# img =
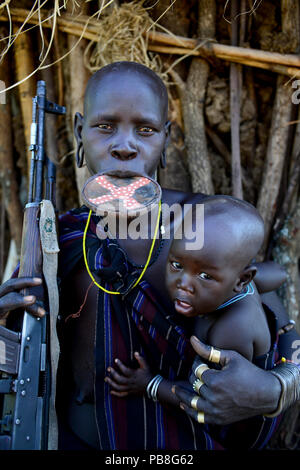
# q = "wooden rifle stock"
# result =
<box><xmin>0</xmin><ymin>81</ymin><xmax>65</xmax><ymax>450</ymax></box>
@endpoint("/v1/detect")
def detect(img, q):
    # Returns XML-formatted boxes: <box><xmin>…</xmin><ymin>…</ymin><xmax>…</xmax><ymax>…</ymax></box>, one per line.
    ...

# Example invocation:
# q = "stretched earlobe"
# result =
<box><xmin>74</xmin><ymin>112</ymin><xmax>84</xmax><ymax>168</ymax></box>
<box><xmin>76</xmin><ymin>142</ymin><xmax>85</xmax><ymax>168</ymax></box>
<box><xmin>160</xmin><ymin>149</ymin><xmax>167</xmax><ymax>169</ymax></box>
<box><xmin>160</xmin><ymin>120</ymin><xmax>171</xmax><ymax>169</ymax></box>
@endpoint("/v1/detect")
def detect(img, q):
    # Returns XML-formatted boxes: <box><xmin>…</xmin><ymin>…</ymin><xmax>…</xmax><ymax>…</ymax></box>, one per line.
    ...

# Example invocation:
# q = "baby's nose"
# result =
<box><xmin>177</xmin><ymin>274</ymin><xmax>195</xmax><ymax>294</ymax></box>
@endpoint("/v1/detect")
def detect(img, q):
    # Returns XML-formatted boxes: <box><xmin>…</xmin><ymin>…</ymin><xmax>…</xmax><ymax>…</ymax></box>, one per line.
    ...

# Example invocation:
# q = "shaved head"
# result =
<box><xmin>84</xmin><ymin>61</ymin><xmax>168</xmax><ymax>121</ymax></box>
<box><xmin>184</xmin><ymin>195</ymin><xmax>265</xmax><ymax>271</ymax></box>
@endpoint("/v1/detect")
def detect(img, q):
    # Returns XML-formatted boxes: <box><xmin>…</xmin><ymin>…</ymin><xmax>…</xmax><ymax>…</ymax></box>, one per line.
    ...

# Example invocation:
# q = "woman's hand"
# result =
<box><xmin>105</xmin><ymin>352</ymin><xmax>153</xmax><ymax>397</ymax></box>
<box><xmin>174</xmin><ymin>336</ymin><xmax>282</xmax><ymax>425</ymax></box>
<box><xmin>0</xmin><ymin>277</ymin><xmax>45</xmax><ymax>319</ymax></box>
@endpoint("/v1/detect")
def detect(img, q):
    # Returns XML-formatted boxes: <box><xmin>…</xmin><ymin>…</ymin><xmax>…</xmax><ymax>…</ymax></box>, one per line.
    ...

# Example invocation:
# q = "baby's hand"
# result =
<box><xmin>105</xmin><ymin>352</ymin><xmax>153</xmax><ymax>397</ymax></box>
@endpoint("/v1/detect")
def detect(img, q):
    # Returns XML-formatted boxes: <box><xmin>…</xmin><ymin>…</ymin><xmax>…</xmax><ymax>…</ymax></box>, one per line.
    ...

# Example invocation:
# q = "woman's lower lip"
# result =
<box><xmin>174</xmin><ymin>299</ymin><xmax>194</xmax><ymax>315</ymax></box>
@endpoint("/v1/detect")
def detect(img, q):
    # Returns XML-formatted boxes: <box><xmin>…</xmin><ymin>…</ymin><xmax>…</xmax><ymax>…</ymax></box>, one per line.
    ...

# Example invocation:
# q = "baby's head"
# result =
<box><xmin>165</xmin><ymin>196</ymin><xmax>265</xmax><ymax>317</ymax></box>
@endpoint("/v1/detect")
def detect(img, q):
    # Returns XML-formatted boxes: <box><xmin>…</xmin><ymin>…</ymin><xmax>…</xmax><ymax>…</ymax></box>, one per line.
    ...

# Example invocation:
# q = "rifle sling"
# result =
<box><xmin>39</xmin><ymin>200</ymin><xmax>60</xmax><ymax>451</ymax></box>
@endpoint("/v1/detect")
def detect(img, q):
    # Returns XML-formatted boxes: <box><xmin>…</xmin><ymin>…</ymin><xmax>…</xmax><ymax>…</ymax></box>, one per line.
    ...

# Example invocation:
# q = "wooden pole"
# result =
<box><xmin>66</xmin><ymin>3</ymin><xmax>91</xmax><ymax>201</ymax></box>
<box><xmin>181</xmin><ymin>0</ymin><xmax>215</xmax><ymax>195</ymax></box>
<box><xmin>257</xmin><ymin>0</ymin><xmax>299</xmax><ymax>259</ymax></box>
<box><xmin>0</xmin><ymin>27</ymin><xmax>23</xmax><ymax>257</ymax></box>
<box><xmin>150</xmin><ymin>0</ymin><xmax>192</xmax><ymax>192</ymax></box>
<box><xmin>13</xmin><ymin>25</ymin><xmax>35</xmax><ymax>181</ymax></box>
<box><xmin>2</xmin><ymin>9</ymin><xmax>300</xmax><ymax>74</ymax></box>
<box><xmin>230</xmin><ymin>0</ymin><xmax>243</xmax><ymax>199</ymax></box>
<box><xmin>272</xmin><ymin>198</ymin><xmax>300</xmax><ymax>328</ymax></box>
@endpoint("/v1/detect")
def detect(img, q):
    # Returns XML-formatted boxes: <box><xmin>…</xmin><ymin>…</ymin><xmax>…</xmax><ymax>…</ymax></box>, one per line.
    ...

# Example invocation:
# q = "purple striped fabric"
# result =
<box><xmin>57</xmin><ymin>206</ymin><xmax>279</xmax><ymax>450</ymax></box>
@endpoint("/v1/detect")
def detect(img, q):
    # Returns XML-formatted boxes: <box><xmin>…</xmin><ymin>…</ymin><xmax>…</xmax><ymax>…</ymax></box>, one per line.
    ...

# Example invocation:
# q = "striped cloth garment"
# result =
<box><xmin>57</xmin><ymin>206</ymin><xmax>279</xmax><ymax>450</ymax></box>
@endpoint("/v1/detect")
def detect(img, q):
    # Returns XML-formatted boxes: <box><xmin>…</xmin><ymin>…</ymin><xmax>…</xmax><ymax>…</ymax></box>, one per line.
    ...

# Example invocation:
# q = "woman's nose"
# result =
<box><xmin>110</xmin><ymin>140</ymin><xmax>138</xmax><ymax>161</ymax></box>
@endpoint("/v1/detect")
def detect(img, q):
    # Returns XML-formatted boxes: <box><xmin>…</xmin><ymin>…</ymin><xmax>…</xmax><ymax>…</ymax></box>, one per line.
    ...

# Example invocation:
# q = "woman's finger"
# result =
<box><xmin>0</xmin><ymin>277</ymin><xmax>42</xmax><ymax>297</ymax></box>
<box><xmin>190</xmin><ymin>336</ymin><xmax>230</xmax><ymax>368</ymax></box>
<box><xmin>0</xmin><ymin>292</ymin><xmax>45</xmax><ymax>318</ymax></box>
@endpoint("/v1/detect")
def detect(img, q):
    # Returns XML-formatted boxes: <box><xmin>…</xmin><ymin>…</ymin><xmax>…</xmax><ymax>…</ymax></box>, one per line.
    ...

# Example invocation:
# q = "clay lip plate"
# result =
<box><xmin>82</xmin><ymin>171</ymin><xmax>161</xmax><ymax>217</ymax></box>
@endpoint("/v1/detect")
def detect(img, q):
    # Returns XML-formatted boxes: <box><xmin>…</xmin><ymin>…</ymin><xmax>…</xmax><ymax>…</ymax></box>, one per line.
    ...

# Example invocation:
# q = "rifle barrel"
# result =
<box><xmin>34</xmin><ymin>81</ymin><xmax>46</xmax><ymax>203</ymax></box>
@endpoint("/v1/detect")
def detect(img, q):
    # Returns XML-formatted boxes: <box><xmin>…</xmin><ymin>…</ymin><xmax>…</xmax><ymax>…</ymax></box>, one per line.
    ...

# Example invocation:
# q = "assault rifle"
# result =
<box><xmin>0</xmin><ymin>81</ymin><xmax>65</xmax><ymax>450</ymax></box>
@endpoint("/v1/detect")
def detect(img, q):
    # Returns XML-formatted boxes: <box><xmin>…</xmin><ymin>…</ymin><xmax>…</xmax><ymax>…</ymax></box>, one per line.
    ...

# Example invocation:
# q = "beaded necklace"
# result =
<box><xmin>83</xmin><ymin>201</ymin><xmax>162</xmax><ymax>295</ymax></box>
<box><xmin>216</xmin><ymin>282</ymin><xmax>254</xmax><ymax>310</ymax></box>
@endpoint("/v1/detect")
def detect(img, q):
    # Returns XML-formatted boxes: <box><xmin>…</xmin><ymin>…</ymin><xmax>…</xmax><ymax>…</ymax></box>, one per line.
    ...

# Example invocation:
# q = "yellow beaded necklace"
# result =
<box><xmin>83</xmin><ymin>201</ymin><xmax>162</xmax><ymax>294</ymax></box>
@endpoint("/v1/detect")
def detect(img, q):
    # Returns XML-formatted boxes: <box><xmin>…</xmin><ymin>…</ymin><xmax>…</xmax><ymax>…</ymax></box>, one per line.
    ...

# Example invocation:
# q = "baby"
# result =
<box><xmin>105</xmin><ymin>196</ymin><xmax>276</xmax><ymax>407</ymax></box>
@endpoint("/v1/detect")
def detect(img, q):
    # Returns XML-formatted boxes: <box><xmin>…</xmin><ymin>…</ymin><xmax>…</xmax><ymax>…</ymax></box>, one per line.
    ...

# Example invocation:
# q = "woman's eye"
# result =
<box><xmin>170</xmin><ymin>261</ymin><xmax>182</xmax><ymax>270</ymax></box>
<box><xmin>98</xmin><ymin>124</ymin><xmax>113</xmax><ymax>131</ymax></box>
<box><xmin>138</xmin><ymin>126</ymin><xmax>155</xmax><ymax>133</ymax></box>
<box><xmin>198</xmin><ymin>272</ymin><xmax>213</xmax><ymax>280</ymax></box>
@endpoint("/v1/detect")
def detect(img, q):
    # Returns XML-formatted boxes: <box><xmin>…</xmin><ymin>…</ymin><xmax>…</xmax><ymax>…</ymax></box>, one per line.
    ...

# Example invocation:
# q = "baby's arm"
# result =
<box><xmin>253</xmin><ymin>261</ymin><xmax>287</xmax><ymax>293</ymax></box>
<box><xmin>194</xmin><ymin>297</ymin><xmax>270</xmax><ymax>362</ymax></box>
<box><xmin>206</xmin><ymin>311</ymin><xmax>254</xmax><ymax>361</ymax></box>
<box><xmin>105</xmin><ymin>352</ymin><xmax>181</xmax><ymax>407</ymax></box>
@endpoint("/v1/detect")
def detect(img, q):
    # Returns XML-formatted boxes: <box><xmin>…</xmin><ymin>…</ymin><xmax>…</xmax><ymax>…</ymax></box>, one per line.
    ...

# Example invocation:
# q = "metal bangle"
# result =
<box><xmin>146</xmin><ymin>374</ymin><xmax>163</xmax><ymax>402</ymax></box>
<box><xmin>264</xmin><ymin>362</ymin><xmax>300</xmax><ymax>418</ymax></box>
<box><xmin>278</xmin><ymin>320</ymin><xmax>296</xmax><ymax>335</ymax></box>
<box><xmin>151</xmin><ymin>375</ymin><xmax>163</xmax><ymax>401</ymax></box>
<box><xmin>146</xmin><ymin>376</ymin><xmax>158</xmax><ymax>399</ymax></box>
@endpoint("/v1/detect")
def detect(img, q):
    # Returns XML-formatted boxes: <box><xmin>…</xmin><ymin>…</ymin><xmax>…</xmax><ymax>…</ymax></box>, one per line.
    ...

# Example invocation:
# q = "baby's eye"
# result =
<box><xmin>198</xmin><ymin>272</ymin><xmax>213</xmax><ymax>280</ymax></box>
<box><xmin>170</xmin><ymin>261</ymin><xmax>182</xmax><ymax>270</ymax></box>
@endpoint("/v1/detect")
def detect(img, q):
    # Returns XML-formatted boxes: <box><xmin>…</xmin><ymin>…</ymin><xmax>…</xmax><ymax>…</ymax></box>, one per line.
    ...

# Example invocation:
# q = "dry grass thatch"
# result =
<box><xmin>83</xmin><ymin>1</ymin><xmax>165</xmax><ymax>77</ymax></box>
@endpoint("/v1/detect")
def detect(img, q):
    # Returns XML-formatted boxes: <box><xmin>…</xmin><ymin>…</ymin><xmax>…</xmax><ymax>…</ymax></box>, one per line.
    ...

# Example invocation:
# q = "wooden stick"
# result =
<box><xmin>148</xmin><ymin>44</ymin><xmax>300</xmax><ymax>78</ymax></box>
<box><xmin>215</xmin><ymin>53</ymin><xmax>300</xmax><ymax>78</ymax></box>
<box><xmin>205</xmin><ymin>126</ymin><xmax>231</xmax><ymax>165</ymax></box>
<box><xmin>66</xmin><ymin>2</ymin><xmax>91</xmax><ymax>203</ymax></box>
<box><xmin>2</xmin><ymin>8</ymin><xmax>300</xmax><ymax>71</ymax></box>
<box><xmin>257</xmin><ymin>0</ymin><xmax>299</xmax><ymax>259</ymax></box>
<box><xmin>13</xmin><ymin>24</ymin><xmax>35</xmax><ymax>180</ymax></box>
<box><xmin>230</xmin><ymin>0</ymin><xmax>243</xmax><ymax>199</ymax></box>
<box><xmin>272</xmin><ymin>197</ymin><xmax>300</xmax><ymax>326</ymax></box>
<box><xmin>273</xmin><ymin>150</ymin><xmax>300</xmax><ymax>234</ymax></box>
<box><xmin>0</xmin><ymin>27</ymin><xmax>23</xmax><ymax>256</ymax></box>
<box><xmin>181</xmin><ymin>0</ymin><xmax>215</xmax><ymax>195</ymax></box>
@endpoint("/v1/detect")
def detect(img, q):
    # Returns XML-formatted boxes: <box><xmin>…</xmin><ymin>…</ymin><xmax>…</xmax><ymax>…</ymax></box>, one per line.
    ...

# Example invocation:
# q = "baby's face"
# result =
<box><xmin>165</xmin><ymin>237</ymin><xmax>241</xmax><ymax>317</ymax></box>
<box><xmin>79</xmin><ymin>72</ymin><xmax>168</xmax><ymax>179</ymax></box>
